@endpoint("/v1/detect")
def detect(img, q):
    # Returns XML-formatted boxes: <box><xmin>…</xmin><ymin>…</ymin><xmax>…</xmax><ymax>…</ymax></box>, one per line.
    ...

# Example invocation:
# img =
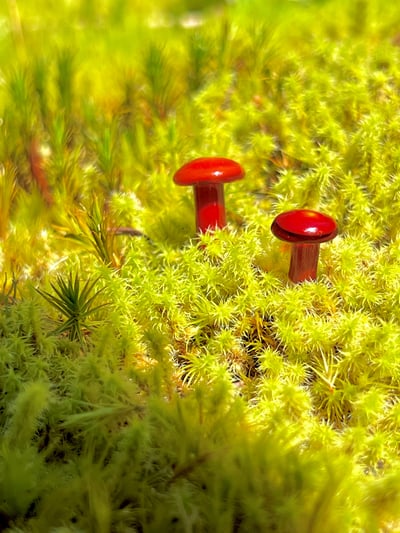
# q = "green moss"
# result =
<box><xmin>1</xmin><ymin>0</ymin><xmax>400</xmax><ymax>530</ymax></box>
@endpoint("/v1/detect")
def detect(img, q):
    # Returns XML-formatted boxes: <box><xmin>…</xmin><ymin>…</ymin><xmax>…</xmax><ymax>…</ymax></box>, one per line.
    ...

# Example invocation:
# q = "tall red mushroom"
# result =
<box><xmin>271</xmin><ymin>209</ymin><xmax>337</xmax><ymax>283</ymax></box>
<box><xmin>173</xmin><ymin>157</ymin><xmax>245</xmax><ymax>233</ymax></box>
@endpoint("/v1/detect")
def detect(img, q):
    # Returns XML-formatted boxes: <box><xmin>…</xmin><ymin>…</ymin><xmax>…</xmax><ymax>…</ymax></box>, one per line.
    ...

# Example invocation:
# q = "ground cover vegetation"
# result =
<box><xmin>1</xmin><ymin>0</ymin><xmax>400</xmax><ymax>530</ymax></box>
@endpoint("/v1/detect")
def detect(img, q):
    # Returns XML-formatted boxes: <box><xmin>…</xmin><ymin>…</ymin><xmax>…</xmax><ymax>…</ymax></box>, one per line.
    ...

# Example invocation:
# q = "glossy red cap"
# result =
<box><xmin>271</xmin><ymin>209</ymin><xmax>337</xmax><ymax>244</ymax></box>
<box><xmin>174</xmin><ymin>157</ymin><xmax>245</xmax><ymax>186</ymax></box>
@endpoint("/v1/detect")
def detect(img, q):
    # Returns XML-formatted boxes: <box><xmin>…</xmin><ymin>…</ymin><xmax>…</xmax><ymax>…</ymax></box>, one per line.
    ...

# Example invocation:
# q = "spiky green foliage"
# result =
<box><xmin>36</xmin><ymin>272</ymin><xmax>107</xmax><ymax>341</ymax></box>
<box><xmin>1</xmin><ymin>0</ymin><xmax>400</xmax><ymax>530</ymax></box>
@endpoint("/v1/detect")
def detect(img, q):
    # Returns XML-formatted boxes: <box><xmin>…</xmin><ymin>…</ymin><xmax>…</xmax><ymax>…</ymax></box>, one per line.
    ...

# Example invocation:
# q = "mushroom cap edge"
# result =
<box><xmin>271</xmin><ymin>209</ymin><xmax>338</xmax><ymax>244</ymax></box>
<box><xmin>174</xmin><ymin>157</ymin><xmax>245</xmax><ymax>186</ymax></box>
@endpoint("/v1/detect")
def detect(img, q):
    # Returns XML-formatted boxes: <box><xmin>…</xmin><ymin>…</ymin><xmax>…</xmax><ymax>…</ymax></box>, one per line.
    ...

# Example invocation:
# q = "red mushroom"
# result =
<box><xmin>173</xmin><ymin>157</ymin><xmax>245</xmax><ymax>233</ymax></box>
<box><xmin>271</xmin><ymin>209</ymin><xmax>338</xmax><ymax>283</ymax></box>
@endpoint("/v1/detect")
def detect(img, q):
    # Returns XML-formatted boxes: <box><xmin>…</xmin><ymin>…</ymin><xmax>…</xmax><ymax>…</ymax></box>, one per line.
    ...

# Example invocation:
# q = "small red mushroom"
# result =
<box><xmin>271</xmin><ymin>209</ymin><xmax>338</xmax><ymax>283</ymax></box>
<box><xmin>173</xmin><ymin>157</ymin><xmax>245</xmax><ymax>233</ymax></box>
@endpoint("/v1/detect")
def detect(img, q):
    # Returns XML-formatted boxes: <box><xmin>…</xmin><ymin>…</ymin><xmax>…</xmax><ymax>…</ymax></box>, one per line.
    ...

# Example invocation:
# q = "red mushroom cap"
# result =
<box><xmin>174</xmin><ymin>157</ymin><xmax>245</xmax><ymax>186</ymax></box>
<box><xmin>271</xmin><ymin>209</ymin><xmax>338</xmax><ymax>244</ymax></box>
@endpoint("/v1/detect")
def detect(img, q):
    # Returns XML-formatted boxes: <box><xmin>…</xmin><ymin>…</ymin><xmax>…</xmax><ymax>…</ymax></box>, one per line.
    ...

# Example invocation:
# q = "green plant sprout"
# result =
<box><xmin>2</xmin><ymin>0</ymin><xmax>400</xmax><ymax>531</ymax></box>
<box><xmin>36</xmin><ymin>272</ymin><xmax>107</xmax><ymax>342</ymax></box>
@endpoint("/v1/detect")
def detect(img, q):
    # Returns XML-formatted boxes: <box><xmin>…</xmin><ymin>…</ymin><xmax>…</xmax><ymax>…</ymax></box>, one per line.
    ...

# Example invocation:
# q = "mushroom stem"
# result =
<box><xmin>194</xmin><ymin>183</ymin><xmax>226</xmax><ymax>232</ymax></box>
<box><xmin>289</xmin><ymin>243</ymin><xmax>320</xmax><ymax>283</ymax></box>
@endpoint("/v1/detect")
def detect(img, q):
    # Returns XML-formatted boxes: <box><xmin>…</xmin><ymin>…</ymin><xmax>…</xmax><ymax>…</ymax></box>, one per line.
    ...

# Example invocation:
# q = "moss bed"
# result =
<box><xmin>1</xmin><ymin>0</ymin><xmax>400</xmax><ymax>531</ymax></box>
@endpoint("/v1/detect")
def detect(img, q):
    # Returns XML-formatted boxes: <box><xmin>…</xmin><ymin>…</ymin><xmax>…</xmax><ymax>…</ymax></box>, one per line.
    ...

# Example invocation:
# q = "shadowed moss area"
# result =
<box><xmin>1</xmin><ymin>0</ymin><xmax>400</xmax><ymax>531</ymax></box>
